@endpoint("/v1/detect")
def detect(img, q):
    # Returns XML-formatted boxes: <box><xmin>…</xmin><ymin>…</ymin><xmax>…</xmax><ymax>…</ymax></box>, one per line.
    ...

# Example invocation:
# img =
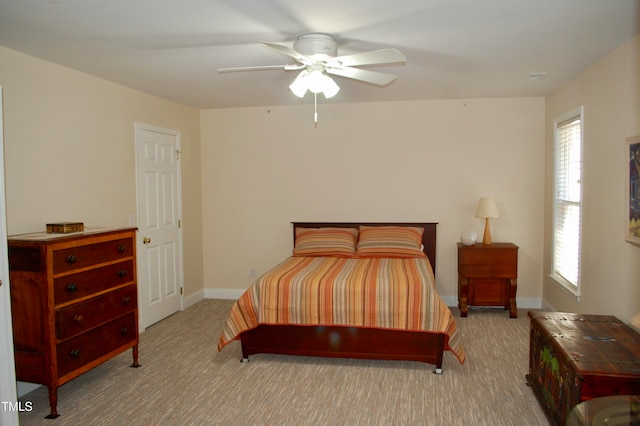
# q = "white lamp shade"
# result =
<box><xmin>475</xmin><ymin>197</ymin><xmax>500</xmax><ymax>219</ymax></box>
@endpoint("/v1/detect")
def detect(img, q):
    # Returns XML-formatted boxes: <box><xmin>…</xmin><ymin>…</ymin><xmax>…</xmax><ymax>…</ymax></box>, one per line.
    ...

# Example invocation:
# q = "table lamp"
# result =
<box><xmin>475</xmin><ymin>197</ymin><xmax>500</xmax><ymax>245</ymax></box>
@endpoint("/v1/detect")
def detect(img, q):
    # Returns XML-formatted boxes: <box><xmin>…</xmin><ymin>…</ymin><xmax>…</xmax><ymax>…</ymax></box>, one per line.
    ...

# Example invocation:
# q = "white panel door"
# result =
<box><xmin>136</xmin><ymin>123</ymin><xmax>183</xmax><ymax>327</ymax></box>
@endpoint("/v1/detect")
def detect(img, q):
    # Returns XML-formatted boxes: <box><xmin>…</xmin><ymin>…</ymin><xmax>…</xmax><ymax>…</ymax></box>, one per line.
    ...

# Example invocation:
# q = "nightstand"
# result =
<box><xmin>457</xmin><ymin>242</ymin><xmax>518</xmax><ymax>318</ymax></box>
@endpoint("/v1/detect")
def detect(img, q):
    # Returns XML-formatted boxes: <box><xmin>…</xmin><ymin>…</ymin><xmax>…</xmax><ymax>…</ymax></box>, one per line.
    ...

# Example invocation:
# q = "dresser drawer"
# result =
<box><xmin>459</xmin><ymin>264</ymin><xmax>491</xmax><ymax>277</ymax></box>
<box><xmin>458</xmin><ymin>248</ymin><xmax>517</xmax><ymax>265</ymax></box>
<box><xmin>56</xmin><ymin>312</ymin><xmax>137</xmax><ymax>378</ymax></box>
<box><xmin>54</xmin><ymin>260</ymin><xmax>134</xmax><ymax>306</ymax></box>
<box><xmin>53</xmin><ymin>238</ymin><xmax>133</xmax><ymax>274</ymax></box>
<box><xmin>491</xmin><ymin>262</ymin><xmax>517</xmax><ymax>276</ymax></box>
<box><xmin>56</xmin><ymin>285</ymin><xmax>137</xmax><ymax>340</ymax></box>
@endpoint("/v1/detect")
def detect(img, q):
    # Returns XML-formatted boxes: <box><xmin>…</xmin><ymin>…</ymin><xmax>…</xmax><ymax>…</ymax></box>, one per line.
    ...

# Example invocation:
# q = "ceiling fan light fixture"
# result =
<box><xmin>289</xmin><ymin>70</ymin><xmax>340</xmax><ymax>99</ymax></box>
<box><xmin>321</xmin><ymin>75</ymin><xmax>340</xmax><ymax>98</ymax></box>
<box><xmin>306</xmin><ymin>70</ymin><xmax>328</xmax><ymax>93</ymax></box>
<box><xmin>289</xmin><ymin>69</ymin><xmax>340</xmax><ymax>99</ymax></box>
<box><xmin>289</xmin><ymin>71</ymin><xmax>309</xmax><ymax>97</ymax></box>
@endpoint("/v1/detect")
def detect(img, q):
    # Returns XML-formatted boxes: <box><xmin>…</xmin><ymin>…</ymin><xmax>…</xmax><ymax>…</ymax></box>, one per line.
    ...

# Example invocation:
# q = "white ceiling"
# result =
<box><xmin>0</xmin><ymin>0</ymin><xmax>638</xmax><ymax>109</ymax></box>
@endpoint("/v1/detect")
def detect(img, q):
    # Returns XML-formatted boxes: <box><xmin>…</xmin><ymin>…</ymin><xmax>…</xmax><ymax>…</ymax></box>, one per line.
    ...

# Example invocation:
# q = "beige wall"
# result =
<box><xmin>201</xmin><ymin>98</ymin><xmax>545</xmax><ymax>305</ymax></box>
<box><xmin>0</xmin><ymin>46</ymin><xmax>204</xmax><ymax>298</ymax></box>
<box><xmin>543</xmin><ymin>34</ymin><xmax>640</xmax><ymax>323</ymax></box>
<box><xmin>7</xmin><ymin>30</ymin><xmax>636</xmax><ymax>319</ymax></box>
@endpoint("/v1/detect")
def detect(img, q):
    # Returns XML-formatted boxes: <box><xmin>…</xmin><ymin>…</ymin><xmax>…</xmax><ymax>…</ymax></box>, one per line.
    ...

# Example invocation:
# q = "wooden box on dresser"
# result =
<box><xmin>526</xmin><ymin>311</ymin><xmax>640</xmax><ymax>426</ymax></box>
<box><xmin>8</xmin><ymin>227</ymin><xmax>140</xmax><ymax>419</ymax></box>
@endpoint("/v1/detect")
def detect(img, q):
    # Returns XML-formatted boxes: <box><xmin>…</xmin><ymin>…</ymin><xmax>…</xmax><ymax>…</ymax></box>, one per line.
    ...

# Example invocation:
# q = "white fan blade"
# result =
<box><xmin>261</xmin><ymin>42</ymin><xmax>314</xmax><ymax>65</ymax></box>
<box><xmin>217</xmin><ymin>64</ymin><xmax>304</xmax><ymax>73</ymax></box>
<box><xmin>327</xmin><ymin>48</ymin><xmax>406</xmax><ymax>67</ymax></box>
<box><xmin>326</xmin><ymin>66</ymin><xmax>397</xmax><ymax>86</ymax></box>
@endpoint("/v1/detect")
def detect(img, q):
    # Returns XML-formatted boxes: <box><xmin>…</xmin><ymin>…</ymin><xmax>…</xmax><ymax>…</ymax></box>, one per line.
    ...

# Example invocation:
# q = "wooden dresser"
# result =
<box><xmin>8</xmin><ymin>227</ymin><xmax>140</xmax><ymax>418</ymax></box>
<box><xmin>457</xmin><ymin>242</ymin><xmax>518</xmax><ymax>317</ymax></box>
<box><xmin>526</xmin><ymin>311</ymin><xmax>640</xmax><ymax>426</ymax></box>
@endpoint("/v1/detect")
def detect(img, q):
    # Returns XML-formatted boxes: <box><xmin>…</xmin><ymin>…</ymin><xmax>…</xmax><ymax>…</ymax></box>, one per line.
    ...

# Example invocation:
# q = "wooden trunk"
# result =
<box><xmin>526</xmin><ymin>311</ymin><xmax>640</xmax><ymax>426</ymax></box>
<box><xmin>8</xmin><ymin>227</ymin><xmax>140</xmax><ymax>418</ymax></box>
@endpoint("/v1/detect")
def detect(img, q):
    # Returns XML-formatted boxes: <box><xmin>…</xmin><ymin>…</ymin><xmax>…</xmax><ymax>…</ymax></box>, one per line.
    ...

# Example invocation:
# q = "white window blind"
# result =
<box><xmin>552</xmin><ymin>108</ymin><xmax>582</xmax><ymax>291</ymax></box>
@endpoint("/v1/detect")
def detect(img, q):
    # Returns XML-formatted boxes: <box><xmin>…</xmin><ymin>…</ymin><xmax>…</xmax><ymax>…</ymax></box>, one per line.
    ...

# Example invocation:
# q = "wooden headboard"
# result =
<box><xmin>291</xmin><ymin>222</ymin><xmax>438</xmax><ymax>275</ymax></box>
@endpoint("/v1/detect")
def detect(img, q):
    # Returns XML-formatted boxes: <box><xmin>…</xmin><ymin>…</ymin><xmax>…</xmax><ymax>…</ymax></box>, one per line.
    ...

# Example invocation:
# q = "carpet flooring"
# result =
<box><xmin>18</xmin><ymin>299</ymin><xmax>549</xmax><ymax>425</ymax></box>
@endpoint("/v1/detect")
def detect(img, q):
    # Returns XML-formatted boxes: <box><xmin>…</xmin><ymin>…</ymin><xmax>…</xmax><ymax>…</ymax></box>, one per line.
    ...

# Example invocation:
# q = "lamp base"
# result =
<box><xmin>631</xmin><ymin>312</ymin><xmax>640</xmax><ymax>332</ymax></box>
<box><xmin>482</xmin><ymin>218</ymin><xmax>492</xmax><ymax>245</ymax></box>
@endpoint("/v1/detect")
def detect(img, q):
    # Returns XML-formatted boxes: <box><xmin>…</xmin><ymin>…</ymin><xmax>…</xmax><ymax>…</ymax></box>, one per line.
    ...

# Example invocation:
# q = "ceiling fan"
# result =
<box><xmin>217</xmin><ymin>33</ymin><xmax>407</xmax><ymax>100</ymax></box>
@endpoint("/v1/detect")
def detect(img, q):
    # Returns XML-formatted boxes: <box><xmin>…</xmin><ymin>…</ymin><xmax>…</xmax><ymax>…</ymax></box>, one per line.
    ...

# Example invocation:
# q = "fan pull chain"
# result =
<box><xmin>314</xmin><ymin>92</ymin><xmax>318</xmax><ymax>127</ymax></box>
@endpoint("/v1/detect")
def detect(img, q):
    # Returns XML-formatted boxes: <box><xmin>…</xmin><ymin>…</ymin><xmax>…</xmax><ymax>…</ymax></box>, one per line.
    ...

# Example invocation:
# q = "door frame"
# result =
<box><xmin>134</xmin><ymin>122</ymin><xmax>184</xmax><ymax>332</ymax></box>
<box><xmin>0</xmin><ymin>86</ymin><xmax>19</xmax><ymax>425</ymax></box>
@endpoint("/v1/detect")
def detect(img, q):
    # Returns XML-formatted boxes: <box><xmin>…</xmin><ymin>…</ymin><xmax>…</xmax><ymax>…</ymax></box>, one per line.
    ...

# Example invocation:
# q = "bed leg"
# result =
<box><xmin>433</xmin><ymin>368</ymin><xmax>443</xmax><ymax>374</ymax></box>
<box><xmin>240</xmin><ymin>357</ymin><xmax>249</xmax><ymax>363</ymax></box>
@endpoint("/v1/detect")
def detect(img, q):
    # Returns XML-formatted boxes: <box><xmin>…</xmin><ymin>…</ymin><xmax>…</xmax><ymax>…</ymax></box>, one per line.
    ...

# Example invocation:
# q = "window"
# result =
<box><xmin>551</xmin><ymin>107</ymin><xmax>583</xmax><ymax>295</ymax></box>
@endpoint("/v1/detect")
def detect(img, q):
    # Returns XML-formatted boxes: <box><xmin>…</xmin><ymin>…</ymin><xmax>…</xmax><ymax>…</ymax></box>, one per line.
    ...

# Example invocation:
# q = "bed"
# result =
<box><xmin>218</xmin><ymin>222</ymin><xmax>465</xmax><ymax>373</ymax></box>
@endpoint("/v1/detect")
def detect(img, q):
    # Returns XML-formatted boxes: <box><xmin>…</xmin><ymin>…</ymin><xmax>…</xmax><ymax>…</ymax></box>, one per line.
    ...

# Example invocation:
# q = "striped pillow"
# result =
<box><xmin>356</xmin><ymin>226</ymin><xmax>426</xmax><ymax>258</ymax></box>
<box><xmin>293</xmin><ymin>227</ymin><xmax>359</xmax><ymax>257</ymax></box>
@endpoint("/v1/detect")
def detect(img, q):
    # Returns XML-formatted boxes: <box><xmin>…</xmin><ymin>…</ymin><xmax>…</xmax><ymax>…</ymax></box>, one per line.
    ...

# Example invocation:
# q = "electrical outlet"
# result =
<box><xmin>250</xmin><ymin>268</ymin><xmax>257</xmax><ymax>278</ymax></box>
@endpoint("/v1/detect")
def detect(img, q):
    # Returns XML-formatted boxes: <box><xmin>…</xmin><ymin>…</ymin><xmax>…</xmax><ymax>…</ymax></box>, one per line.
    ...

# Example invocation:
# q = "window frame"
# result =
<box><xmin>550</xmin><ymin>106</ymin><xmax>584</xmax><ymax>297</ymax></box>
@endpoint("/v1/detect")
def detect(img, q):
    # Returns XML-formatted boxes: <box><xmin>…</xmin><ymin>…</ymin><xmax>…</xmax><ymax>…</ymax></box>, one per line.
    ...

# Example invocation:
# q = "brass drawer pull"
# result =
<box><xmin>117</xmin><ymin>244</ymin><xmax>126</xmax><ymax>253</ymax></box>
<box><xmin>122</xmin><ymin>296</ymin><xmax>131</xmax><ymax>305</ymax></box>
<box><xmin>120</xmin><ymin>327</ymin><xmax>129</xmax><ymax>335</ymax></box>
<box><xmin>73</xmin><ymin>315</ymin><xmax>84</xmax><ymax>323</ymax></box>
<box><xmin>117</xmin><ymin>269</ymin><xmax>127</xmax><ymax>278</ymax></box>
<box><xmin>70</xmin><ymin>349</ymin><xmax>80</xmax><ymax>359</ymax></box>
<box><xmin>66</xmin><ymin>283</ymin><xmax>78</xmax><ymax>292</ymax></box>
<box><xmin>67</xmin><ymin>255</ymin><xmax>77</xmax><ymax>264</ymax></box>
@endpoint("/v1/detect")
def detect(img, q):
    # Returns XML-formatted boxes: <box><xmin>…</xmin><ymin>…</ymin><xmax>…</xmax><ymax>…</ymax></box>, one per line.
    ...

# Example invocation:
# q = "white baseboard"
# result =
<box><xmin>204</xmin><ymin>288</ymin><xmax>244</xmax><ymax>300</ymax></box>
<box><xmin>205</xmin><ymin>290</ymin><xmax>544</xmax><ymax>310</ymax></box>
<box><xmin>540</xmin><ymin>299</ymin><xmax>556</xmax><ymax>311</ymax></box>
<box><xmin>183</xmin><ymin>289</ymin><xmax>206</xmax><ymax>309</ymax></box>
<box><xmin>516</xmin><ymin>297</ymin><xmax>544</xmax><ymax>310</ymax></box>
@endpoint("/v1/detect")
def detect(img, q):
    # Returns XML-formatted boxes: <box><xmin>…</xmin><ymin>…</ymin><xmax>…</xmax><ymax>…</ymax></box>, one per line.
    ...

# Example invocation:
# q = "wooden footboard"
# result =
<box><xmin>240</xmin><ymin>324</ymin><xmax>446</xmax><ymax>373</ymax></box>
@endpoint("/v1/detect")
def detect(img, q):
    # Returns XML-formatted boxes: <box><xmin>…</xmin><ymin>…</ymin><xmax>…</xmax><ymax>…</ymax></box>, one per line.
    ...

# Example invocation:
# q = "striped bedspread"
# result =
<box><xmin>218</xmin><ymin>256</ymin><xmax>465</xmax><ymax>363</ymax></box>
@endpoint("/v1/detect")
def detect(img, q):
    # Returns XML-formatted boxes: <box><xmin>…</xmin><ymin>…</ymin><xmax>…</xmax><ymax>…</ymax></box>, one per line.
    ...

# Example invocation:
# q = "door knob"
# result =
<box><xmin>143</xmin><ymin>237</ymin><xmax>151</xmax><ymax>244</ymax></box>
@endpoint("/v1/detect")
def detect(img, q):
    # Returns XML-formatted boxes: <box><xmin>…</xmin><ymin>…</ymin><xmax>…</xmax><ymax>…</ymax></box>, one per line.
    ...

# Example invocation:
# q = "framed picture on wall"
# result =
<box><xmin>626</xmin><ymin>135</ymin><xmax>640</xmax><ymax>245</ymax></box>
